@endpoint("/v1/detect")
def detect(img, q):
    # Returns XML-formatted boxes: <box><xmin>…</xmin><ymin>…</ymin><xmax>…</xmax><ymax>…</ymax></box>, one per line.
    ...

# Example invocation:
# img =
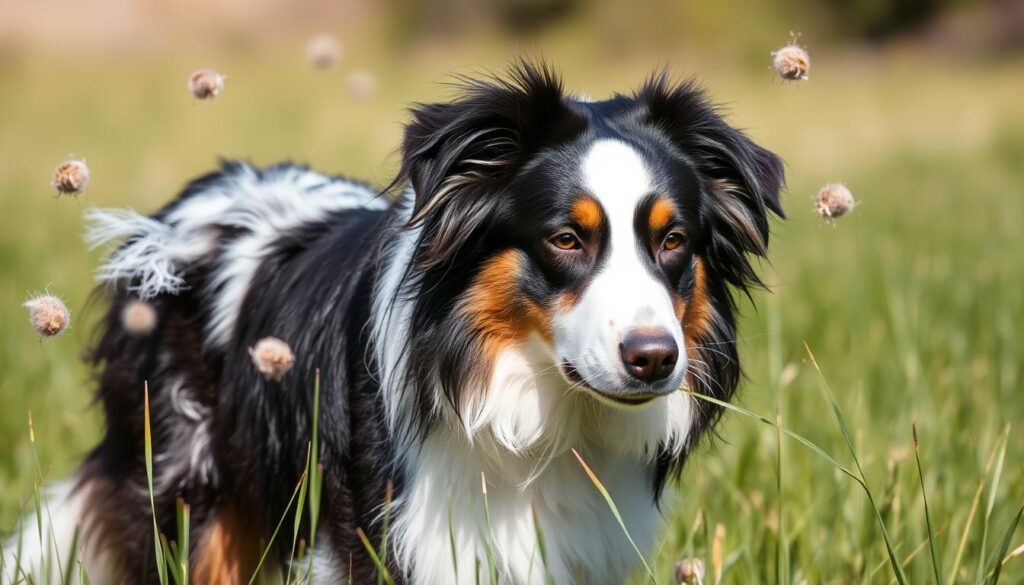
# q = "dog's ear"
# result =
<box><xmin>396</xmin><ymin>61</ymin><xmax>586</xmax><ymax>267</ymax></box>
<box><xmin>636</xmin><ymin>74</ymin><xmax>785</xmax><ymax>290</ymax></box>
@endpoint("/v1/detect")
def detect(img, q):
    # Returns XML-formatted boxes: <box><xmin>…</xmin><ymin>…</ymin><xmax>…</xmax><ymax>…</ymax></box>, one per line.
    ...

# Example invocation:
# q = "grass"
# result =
<box><xmin>1</xmin><ymin>37</ymin><xmax>1023</xmax><ymax>584</ymax></box>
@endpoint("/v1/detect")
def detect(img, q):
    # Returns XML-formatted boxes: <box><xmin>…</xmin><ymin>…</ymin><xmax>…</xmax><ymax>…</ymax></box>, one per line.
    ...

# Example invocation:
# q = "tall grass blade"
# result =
<box><xmin>378</xmin><ymin>480</ymin><xmax>393</xmax><ymax>585</ymax></box>
<box><xmin>31</xmin><ymin>487</ymin><xmax>46</xmax><ymax>585</ymax></box>
<box><xmin>306</xmin><ymin>369</ymin><xmax>323</xmax><ymax>582</ymax></box>
<box><xmin>284</xmin><ymin>443</ymin><xmax>311</xmax><ymax>585</ymax></box>
<box><xmin>176</xmin><ymin>499</ymin><xmax>189</xmax><ymax>585</ymax></box>
<box><xmin>60</xmin><ymin>526</ymin><xmax>79</xmax><ymax>585</ymax></box>
<box><xmin>480</xmin><ymin>473</ymin><xmax>499</xmax><ymax>585</ymax></box>
<box><xmin>768</xmin><ymin>297</ymin><xmax>786</xmax><ymax>585</ymax></box>
<box><xmin>356</xmin><ymin>528</ymin><xmax>396</xmax><ymax>585</ymax></box>
<box><xmin>976</xmin><ymin>425</ymin><xmax>1010</xmax><ymax>583</ymax></box>
<box><xmin>949</xmin><ymin>434</ymin><xmax>1004</xmax><ymax>583</ymax></box>
<box><xmin>143</xmin><ymin>383</ymin><xmax>169</xmax><ymax>585</ymax></box>
<box><xmin>570</xmin><ymin>448</ymin><xmax>658</xmax><ymax>585</ymax></box>
<box><xmin>983</xmin><ymin>541</ymin><xmax>1024</xmax><ymax>582</ymax></box>
<box><xmin>867</xmin><ymin>523</ymin><xmax>947</xmax><ymax>582</ymax></box>
<box><xmin>247</xmin><ymin>471</ymin><xmax>308</xmax><ymax>585</ymax></box>
<box><xmin>28</xmin><ymin>412</ymin><xmax>65</xmax><ymax>585</ymax></box>
<box><xmin>912</xmin><ymin>424</ymin><xmax>942</xmax><ymax>585</ymax></box>
<box><xmin>159</xmin><ymin>534</ymin><xmax>180</xmax><ymax>585</ymax></box>
<box><xmin>447</xmin><ymin>491</ymin><xmax>459</xmax><ymax>582</ymax></box>
<box><xmin>804</xmin><ymin>343</ymin><xmax>908</xmax><ymax>585</ymax></box>
<box><xmin>78</xmin><ymin>559</ymin><xmax>92</xmax><ymax>585</ymax></box>
<box><xmin>986</xmin><ymin>506</ymin><xmax>1023</xmax><ymax>585</ymax></box>
<box><xmin>683</xmin><ymin>391</ymin><xmax>857</xmax><ymax>480</ymax></box>
<box><xmin>530</xmin><ymin>504</ymin><xmax>554</xmax><ymax>585</ymax></box>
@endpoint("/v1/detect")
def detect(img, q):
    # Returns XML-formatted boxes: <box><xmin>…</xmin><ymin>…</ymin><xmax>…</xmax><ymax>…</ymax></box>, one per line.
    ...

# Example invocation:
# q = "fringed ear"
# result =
<box><xmin>635</xmin><ymin>73</ymin><xmax>785</xmax><ymax>291</ymax></box>
<box><xmin>395</xmin><ymin>61</ymin><xmax>586</xmax><ymax>270</ymax></box>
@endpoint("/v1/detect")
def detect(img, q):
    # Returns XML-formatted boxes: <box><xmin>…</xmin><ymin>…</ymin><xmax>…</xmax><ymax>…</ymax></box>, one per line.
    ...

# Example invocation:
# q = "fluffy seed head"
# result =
<box><xmin>772</xmin><ymin>43</ymin><xmax>810</xmax><ymax>81</ymax></box>
<box><xmin>121</xmin><ymin>299</ymin><xmax>157</xmax><ymax>336</ymax></box>
<box><xmin>188</xmin><ymin>69</ymin><xmax>225</xmax><ymax>99</ymax></box>
<box><xmin>674</xmin><ymin>559</ymin><xmax>706</xmax><ymax>585</ymax></box>
<box><xmin>23</xmin><ymin>294</ymin><xmax>70</xmax><ymax>337</ymax></box>
<box><xmin>815</xmin><ymin>183</ymin><xmax>855</xmax><ymax>220</ymax></box>
<box><xmin>52</xmin><ymin>159</ymin><xmax>90</xmax><ymax>195</ymax></box>
<box><xmin>346</xmin><ymin>70</ymin><xmax>377</xmax><ymax>101</ymax></box>
<box><xmin>249</xmin><ymin>336</ymin><xmax>294</xmax><ymax>381</ymax></box>
<box><xmin>306</xmin><ymin>34</ymin><xmax>342</xmax><ymax>69</ymax></box>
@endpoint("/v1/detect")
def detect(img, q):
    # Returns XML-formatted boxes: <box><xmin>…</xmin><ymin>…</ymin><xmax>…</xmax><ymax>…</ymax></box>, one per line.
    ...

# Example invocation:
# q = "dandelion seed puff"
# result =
<box><xmin>306</xmin><ymin>34</ymin><xmax>342</xmax><ymax>69</ymax></box>
<box><xmin>188</xmin><ymin>69</ymin><xmax>225</xmax><ymax>100</ymax></box>
<box><xmin>249</xmin><ymin>336</ymin><xmax>294</xmax><ymax>381</ymax></box>
<box><xmin>52</xmin><ymin>159</ymin><xmax>90</xmax><ymax>196</ymax></box>
<box><xmin>815</xmin><ymin>183</ymin><xmax>855</xmax><ymax>221</ymax></box>
<box><xmin>121</xmin><ymin>299</ymin><xmax>157</xmax><ymax>336</ymax></box>
<box><xmin>674</xmin><ymin>559</ymin><xmax>705</xmax><ymax>585</ymax></box>
<box><xmin>346</xmin><ymin>70</ymin><xmax>377</xmax><ymax>101</ymax></box>
<box><xmin>771</xmin><ymin>34</ymin><xmax>810</xmax><ymax>81</ymax></box>
<box><xmin>23</xmin><ymin>294</ymin><xmax>70</xmax><ymax>337</ymax></box>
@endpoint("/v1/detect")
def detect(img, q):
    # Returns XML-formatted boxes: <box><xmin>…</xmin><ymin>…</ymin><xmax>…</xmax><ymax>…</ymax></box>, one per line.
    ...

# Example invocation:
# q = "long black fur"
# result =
<box><xmin>77</xmin><ymin>62</ymin><xmax>783</xmax><ymax>582</ymax></box>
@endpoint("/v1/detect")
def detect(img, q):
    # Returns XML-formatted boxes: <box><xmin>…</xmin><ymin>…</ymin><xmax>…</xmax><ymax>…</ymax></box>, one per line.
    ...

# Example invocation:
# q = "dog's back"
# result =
<box><xmin>4</xmin><ymin>161</ymin><xmax>392</xmax><ymax>583</ymax></box>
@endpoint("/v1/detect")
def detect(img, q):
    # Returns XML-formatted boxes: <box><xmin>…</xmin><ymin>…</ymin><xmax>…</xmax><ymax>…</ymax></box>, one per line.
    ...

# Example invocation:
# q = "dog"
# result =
<box><xmin>4</xmin><ymin>61</ymin><xmax>784</xmax><ymax>584</ymax></box>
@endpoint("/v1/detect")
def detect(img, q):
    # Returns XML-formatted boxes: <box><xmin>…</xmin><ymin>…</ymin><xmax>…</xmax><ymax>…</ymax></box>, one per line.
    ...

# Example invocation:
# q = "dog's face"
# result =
<box><xmin>389</xmin><ymin>63</ymin><xmax>783</xmax><ymax>473</ymax></box>
<box><xmin>499</xmin><ymin>137</ymin><xmax>703</xmax><ymax>406</ymax></box>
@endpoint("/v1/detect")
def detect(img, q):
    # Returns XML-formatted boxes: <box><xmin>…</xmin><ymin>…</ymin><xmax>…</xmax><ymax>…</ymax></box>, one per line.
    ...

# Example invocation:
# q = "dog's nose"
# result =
<box><xmin>619</xmin><ymin>330</ymin><xmax>679</xmax><ymax>383</ymax></box>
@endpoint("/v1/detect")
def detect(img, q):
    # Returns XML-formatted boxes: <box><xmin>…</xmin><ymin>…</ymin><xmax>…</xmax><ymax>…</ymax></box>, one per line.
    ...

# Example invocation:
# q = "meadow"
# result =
<box><xmin>1</xmin><ymin>40</ymin><xmax>1022</xmax><ymax>583</ymax></box>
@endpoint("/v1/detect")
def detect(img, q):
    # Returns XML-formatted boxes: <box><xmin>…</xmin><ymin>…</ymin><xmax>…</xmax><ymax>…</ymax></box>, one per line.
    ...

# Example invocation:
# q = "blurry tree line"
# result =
<box><xmin>390</xmin><ymin>0</ymin><xmax>1022</xmax><ymax>50</ymax></box>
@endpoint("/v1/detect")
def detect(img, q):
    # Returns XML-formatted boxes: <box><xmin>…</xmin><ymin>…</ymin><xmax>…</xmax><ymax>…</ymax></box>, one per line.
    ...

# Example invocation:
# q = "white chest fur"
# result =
<box><xmin>391</xmin><ymin>431</ymin><xmax>664</xmax><ymax>585</ymax></box>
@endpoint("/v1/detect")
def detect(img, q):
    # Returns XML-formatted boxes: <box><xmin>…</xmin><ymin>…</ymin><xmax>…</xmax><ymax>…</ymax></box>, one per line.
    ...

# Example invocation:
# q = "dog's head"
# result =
<box><xmin>378</xmin><ymin>62</ymin><xmax>783</xmax><ymax>483</ymax></box>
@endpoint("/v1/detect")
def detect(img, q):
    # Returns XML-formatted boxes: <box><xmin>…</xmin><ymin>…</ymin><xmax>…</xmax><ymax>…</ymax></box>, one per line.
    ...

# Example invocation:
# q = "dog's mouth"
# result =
<box><xmin>560</xmin><ymin>360</ymin><xmax>659</xmax><ymax>406</ymax></box>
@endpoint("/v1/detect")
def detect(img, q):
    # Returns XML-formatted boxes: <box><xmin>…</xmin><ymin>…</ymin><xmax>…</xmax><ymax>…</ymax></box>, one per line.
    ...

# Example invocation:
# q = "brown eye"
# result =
<box><xmin>551</xmin><ymin>232</ymin><xmax>581</xmax><ymax>251</ymax></box>
<box><xmin>663</xmin><ymin>232</ymin><xmax>685</xmax><ymax>251</ymax></box>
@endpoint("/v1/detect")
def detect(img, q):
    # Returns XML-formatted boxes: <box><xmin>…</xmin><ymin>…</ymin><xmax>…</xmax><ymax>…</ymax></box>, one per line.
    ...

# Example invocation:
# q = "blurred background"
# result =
<box><xmin>1</xmin><ymin>0</ymin><xmax>1022</xmax><ymax>582</ymax></box>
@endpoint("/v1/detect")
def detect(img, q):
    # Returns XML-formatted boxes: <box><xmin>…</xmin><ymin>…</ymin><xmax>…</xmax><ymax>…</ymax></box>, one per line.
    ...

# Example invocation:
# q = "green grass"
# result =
<box><xmin>1</xmin><ymin>42</ymin><xmax>1022</xmax><ymax>584</ymax></box>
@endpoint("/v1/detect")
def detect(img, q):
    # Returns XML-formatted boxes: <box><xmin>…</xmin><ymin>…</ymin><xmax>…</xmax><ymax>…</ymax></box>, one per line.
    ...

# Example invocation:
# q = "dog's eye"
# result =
<box><xmin>663</xmin><ymin>232</ymin><xmax>685</xmax><ymax>251</ymax></box>
<box><xmin>550</xmin><ymin>232</ymin><xmax>581</xmax><ymax>251</ymax></box>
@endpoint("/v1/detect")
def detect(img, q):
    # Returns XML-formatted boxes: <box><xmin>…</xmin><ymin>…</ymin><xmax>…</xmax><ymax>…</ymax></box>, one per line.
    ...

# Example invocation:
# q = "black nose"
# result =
<box><xmin>620</xmin><ymin>330</ymin><xmax>679</xmax><ymax>383</ymax></box>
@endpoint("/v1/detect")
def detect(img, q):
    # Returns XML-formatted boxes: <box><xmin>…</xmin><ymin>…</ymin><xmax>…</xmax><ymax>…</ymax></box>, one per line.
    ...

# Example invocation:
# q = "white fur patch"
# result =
<box><xmin>2</xmin><ymin>481</ymin><xmax>117</xmax><ymax>584</ymax></box>
<box><xmin>307</xmin><ymin>532</ymin><xmax>348</xmax><ymax>584</ymax></box>
<box><xmin>370</xmin><ymin>191</ymin><xmax>423</xmax><ymax>435</ymax></box>
<box><xmin>87</xmin><ymin>164</ymin><xmax>386</xmax><ymax>347</ymax></box>
<box><xmin>147</xmin><ymin>376</ymin><xmax>217</xmax><ymax>492</ymax></box>
<box><xmin>391</xmin><ymin>429</ymin><xmax>662</xmax><ymax>585</ymax></box>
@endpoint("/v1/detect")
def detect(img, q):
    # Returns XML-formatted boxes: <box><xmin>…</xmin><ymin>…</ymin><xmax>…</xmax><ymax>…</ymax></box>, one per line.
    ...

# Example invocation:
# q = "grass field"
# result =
<box><xmin>1</xmin><ymin>44</ymin><xmax>1023</xmax><ymax>583</ymax></box>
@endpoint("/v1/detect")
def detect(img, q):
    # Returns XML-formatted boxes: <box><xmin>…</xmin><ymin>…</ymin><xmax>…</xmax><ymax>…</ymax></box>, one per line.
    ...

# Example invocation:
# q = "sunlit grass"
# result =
<box><xmin>1</xmin><ymin>47</ymin><xmax>1023</xmax><ymax>583</ymax></box>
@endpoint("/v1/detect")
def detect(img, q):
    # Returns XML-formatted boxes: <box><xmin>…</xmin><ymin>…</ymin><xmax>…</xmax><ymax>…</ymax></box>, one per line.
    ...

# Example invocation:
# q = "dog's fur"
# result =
<box><xmin>4</xmin><ymin>62</ymin><xmax>784</xmax><ymax>584</ymax></box>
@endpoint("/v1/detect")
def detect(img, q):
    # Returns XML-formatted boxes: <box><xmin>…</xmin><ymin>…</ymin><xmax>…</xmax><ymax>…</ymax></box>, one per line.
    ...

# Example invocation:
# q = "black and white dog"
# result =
<box><xmin>4</xmin><ymin>62</ymin><xmax>784</xmax><ymax>584</ymax></box>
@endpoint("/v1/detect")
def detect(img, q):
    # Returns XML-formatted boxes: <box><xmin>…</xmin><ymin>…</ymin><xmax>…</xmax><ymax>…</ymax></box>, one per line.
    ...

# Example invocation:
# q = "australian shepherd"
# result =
<box><xmin>4</xmin><ymin>62</ymin><xmax>784</xmax><ymax>584</ymax></box>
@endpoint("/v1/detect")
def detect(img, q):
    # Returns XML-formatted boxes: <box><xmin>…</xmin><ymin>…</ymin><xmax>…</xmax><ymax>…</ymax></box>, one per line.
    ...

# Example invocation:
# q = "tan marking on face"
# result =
<box><xmin>682</xmin><ymin>257</ymin><xmax>713</xmax><ymax>347</ymax></box>
<box><xmin>649</xmin><ymin>197</ymin><xmax>675</xmax><ymax>234</ymax></box>
<box><xmin>556</xmin><ymin>290</ymin><xmax>581</xmax><ymax>312</ymax></box>
<box><xmin>193</xmin><ymin>504</ymin><xmax>260</xmax><ymax>584</ymax></box>
<box><xmin>463</xmin><ymin>250</ymin><xmax>552</xmax><ymax>364</ymax></box>
<box><xmin>672</xmin><ymin>294</ymin><xmax>686</xmax><ymax>320</ymax></box>
<box><xmin>571</xmin><ymin>197</ymin><xmax>603</xmax><ymax>232</ymax></box>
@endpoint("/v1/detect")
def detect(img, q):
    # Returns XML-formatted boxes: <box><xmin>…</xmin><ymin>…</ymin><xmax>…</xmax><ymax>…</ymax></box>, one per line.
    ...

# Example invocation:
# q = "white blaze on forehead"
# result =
<box><xmin>552</xmin><ymin>139</ymin><xmax>686</xmax><ymax>393</ymax></box>
<box><xmin>579</xmin><ymin>138</ymin><xmax>675</xmax><ymax>328</ymax></box>
<box><xmin>582</xmin><ymin>139</ymin><xmax>653</xmax><ymax>205</ymax></box>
